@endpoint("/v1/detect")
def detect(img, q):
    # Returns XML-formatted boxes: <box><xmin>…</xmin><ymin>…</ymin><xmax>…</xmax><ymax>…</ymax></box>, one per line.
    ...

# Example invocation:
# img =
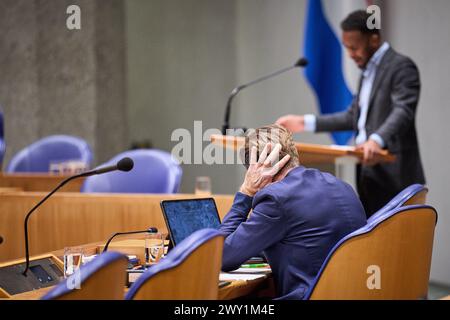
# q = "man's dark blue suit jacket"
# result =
<box><xmin>220</xmin><ymin>166</ymin><xmax>366</xmax><ymax>299</ymax></box>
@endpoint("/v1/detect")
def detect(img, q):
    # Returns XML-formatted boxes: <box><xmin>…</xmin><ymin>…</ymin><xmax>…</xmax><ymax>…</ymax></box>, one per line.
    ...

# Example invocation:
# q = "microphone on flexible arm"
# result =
<box><xmin>103</xmin><ymin>227</ymin><xmax>158</xmax><ymax>253</ymax></box>
<box><xmin>222</xmin><ymin>57</ymin><xmax>308</xmax><ymax>135</ymax></box>
<box><xmin>22</xmin><ymin>157</ymin><xmax>134</xmax><ymax>276</ymax></box>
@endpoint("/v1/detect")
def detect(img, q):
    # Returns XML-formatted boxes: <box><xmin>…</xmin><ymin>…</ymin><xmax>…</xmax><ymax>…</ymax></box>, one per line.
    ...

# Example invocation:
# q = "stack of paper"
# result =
<box><xmin>219</xmin><ymin>272</ymin><xmax>267</xmax><ymax>281</ymax></box>
<box><xmin>230</xmin><ymin>267</ymin><xmax>271</xmax><ymax>274</ymax></box>
<box><xmin>219</xmin><ymin>265</ymin><xmax>271</xmax><ymax>281</ymax></box>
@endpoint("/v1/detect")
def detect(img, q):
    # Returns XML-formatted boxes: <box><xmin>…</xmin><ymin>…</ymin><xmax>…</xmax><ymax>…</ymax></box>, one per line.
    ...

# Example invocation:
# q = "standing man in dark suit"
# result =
<box><xmin>276</xmin><ymin>10</ymin><xmax>425</xmax><ymax>216</ymax></box>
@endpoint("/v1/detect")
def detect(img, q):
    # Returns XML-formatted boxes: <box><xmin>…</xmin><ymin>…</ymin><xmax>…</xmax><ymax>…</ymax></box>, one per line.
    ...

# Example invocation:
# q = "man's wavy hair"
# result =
<box><xmin>240</xmin><ymin>124</ymin><xmax>299</xmax><ymax>170</ymax></box>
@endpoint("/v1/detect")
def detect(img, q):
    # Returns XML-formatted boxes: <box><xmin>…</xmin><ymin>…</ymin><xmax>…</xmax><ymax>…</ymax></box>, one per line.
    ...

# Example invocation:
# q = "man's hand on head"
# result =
<box><xmin>275</xmin><ymin>115</ymin><xmax>305</xmax><ymax>133</ymax></box>
<box><xmin>356</xmin><ymin>139</ymin><xmax>383</xmax><ymax>166</ymax></box>
<box><xmin>239</xmin><ymin>143</ymin><xmax>291</xmax><ymax>197</ymax></box>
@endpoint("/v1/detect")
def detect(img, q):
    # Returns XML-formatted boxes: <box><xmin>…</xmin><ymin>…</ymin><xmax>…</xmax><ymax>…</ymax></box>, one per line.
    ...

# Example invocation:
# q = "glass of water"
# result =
<box><xmin>63</xmin><ymin>246</ymin><xmax>84</xmax><ymax>278</ymax></box>
<box><xmin>144</xmin><ymin>233</ymin><xmax>164</xmax><ymax>268</ymax></box>
<box><xmin>195</xmin><ymin>176</ymin><xmax>212</xmax><ymax>196</ymax></box>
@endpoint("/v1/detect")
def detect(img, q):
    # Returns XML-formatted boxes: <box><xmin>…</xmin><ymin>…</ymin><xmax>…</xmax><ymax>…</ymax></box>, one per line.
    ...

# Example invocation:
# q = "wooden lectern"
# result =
<box><xmin>210</xmin><ymin>134</ymin><xmax>396</xmax><ymax>189</ymax></box>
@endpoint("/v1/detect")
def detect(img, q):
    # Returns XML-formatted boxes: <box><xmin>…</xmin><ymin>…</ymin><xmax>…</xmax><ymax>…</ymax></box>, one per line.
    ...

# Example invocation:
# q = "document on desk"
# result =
<box><xmin>219</xmin><ymin>266</ymin><xmax>271</xmax><ymax>281</ymax></box>
<box><xmin>330</xmin><ymin>144</ymin><xmax>355</xmax><ymax>151</ymax></box>
<box><xmin>231</xmin><ymin>267</ymin><xmax>271</xmax><ymax>274</ymax></box>
<box><xmin>219</xmin><ymin>272</ymin><xmax>267</xmax><ymax>281</ymax></box>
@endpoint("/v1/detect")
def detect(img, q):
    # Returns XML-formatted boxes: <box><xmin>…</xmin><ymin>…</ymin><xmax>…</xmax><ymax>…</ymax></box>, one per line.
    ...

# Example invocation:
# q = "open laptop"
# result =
<box><xmin>160</xmin><ymin>198</ymin><xmax>221</xmax><ymax>247</ymax></box>
<box><xmin>160</xmin><ymin>198</ymin><xmax>268</xmax><ymax>289</ymax></box>
<box><xmin>160</xmin><ymin>197</ymin><xmax>266</xmax><ymax>268</ymax></box>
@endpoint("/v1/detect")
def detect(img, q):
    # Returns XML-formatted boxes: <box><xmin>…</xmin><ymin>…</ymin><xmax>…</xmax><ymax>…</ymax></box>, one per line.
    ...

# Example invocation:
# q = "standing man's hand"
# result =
<box><xmin>275</xmin><ymin>115</ymin><xmax>305</xmax><ymax>133</ymax></box>
<box><xmin>239</xmin><ymin>143</ymin><xmax>291</xmax><ymax>197</ymax></box>
<box><xmin>356</xmin><ymin>139</ymin><xmax>383</xmax><ymax>166</ymax></box>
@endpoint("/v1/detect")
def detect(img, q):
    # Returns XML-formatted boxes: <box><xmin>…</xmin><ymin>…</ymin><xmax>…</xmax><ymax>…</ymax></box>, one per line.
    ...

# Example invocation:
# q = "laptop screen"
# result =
<box><xmin>160</xmin><ymin>198</ymin><xmax>221</xmax><ymax>246</ymax></box>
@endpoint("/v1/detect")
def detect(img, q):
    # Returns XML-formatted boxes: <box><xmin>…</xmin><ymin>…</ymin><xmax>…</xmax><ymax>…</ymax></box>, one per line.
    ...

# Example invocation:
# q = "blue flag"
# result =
<box><xmin>303</xmin><ymin>0</ymin><xmax>354</xmax><ymax>145</ymax></box>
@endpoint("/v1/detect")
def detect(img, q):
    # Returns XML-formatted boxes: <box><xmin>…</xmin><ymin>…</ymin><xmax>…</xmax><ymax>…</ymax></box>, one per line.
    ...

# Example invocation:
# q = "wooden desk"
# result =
<box><xmin>0</xmin><ymin>173</ymin><xmax>85</xmax><ymax>192</ymax></box>
<box><xmin>7</xmin><ymin>286</ymin><xmax>53</xmax><ymax>300</ymax></box>
<box><xmin>0</xmin><ymin>187</ymin><xmax>22</xmax><ymax>193</ymax></box>
<box><xmin>0</xmin><ymin>192</ymin><xmax>234</xmax><ymax>263</ymax></box>
<box><xmin>60</xmin><ymin>239</ymin><xmax>274</xmax><ymax>300</ymax></box>
<box><xmin>219</xmin><ymin>277</ymin><xmax>272</xmax><ymax>300</ymax></box>
<box><xmin>5</xmin><ymin>239</ymin><xmax>273</xmax><ymax>300</ymax></box>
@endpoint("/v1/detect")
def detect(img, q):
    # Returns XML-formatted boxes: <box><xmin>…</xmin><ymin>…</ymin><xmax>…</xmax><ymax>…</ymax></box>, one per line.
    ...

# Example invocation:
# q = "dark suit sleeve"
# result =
<box><xmin>374</xmin><ymin>60</ymin><xmax>420</xmax><ymax>144</ymax></box>
<box><xmin>220</xmin><ymin>192</ymin><xmax>286</xmax><ymax>271</ymax></box>
<box><xmin>315</xmin><ymin>97</ymin><xmax>358</xmax><ymax>132</ymax></box>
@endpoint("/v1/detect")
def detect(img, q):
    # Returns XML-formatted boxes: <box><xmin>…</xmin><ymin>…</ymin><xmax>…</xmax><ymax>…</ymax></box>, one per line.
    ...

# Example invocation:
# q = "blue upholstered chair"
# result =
<box><xmin>6</xmin><ymin>135</ymin><xmax>93</xmax><ymax>173</ymax></box>
<box><xmin>41</xmin><ymin>251</ymin><xmax>128</xmax><ymax>300</ymax></box>
<box><xmin>81</xmin><ymin>149</ymin><xmax>182</xmax><ymax>194</ymax></box>
<box><xmin>125</xmin><ymin>228</ymin><xmax>224</xmax><ymax>300</ymax></box>
<box><xmin>0</xmin><ymin>108</ymin><xmax>5</xmax><ymax>166</ymax></box>
<box><xmin>305</xmin><ymin>205</ymin><xmax>437</xmax><ymax>300</ymax></box>
<box><xmin>367</xmin><ymin>184</ymin><xmax>428</xmax><ymax>223</ymax></box>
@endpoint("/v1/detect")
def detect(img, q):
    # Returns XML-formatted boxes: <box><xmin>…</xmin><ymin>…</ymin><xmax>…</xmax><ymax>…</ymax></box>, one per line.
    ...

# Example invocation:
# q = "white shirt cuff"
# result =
<box><xmin>303</xmin><ymin>114</ymin><xmax>316</xmax><ymax>132</ymax></box>
<box><xmin>369</xmin><ymin>133</ymin><xmax>385</xmax><ymax>149</ymax></box>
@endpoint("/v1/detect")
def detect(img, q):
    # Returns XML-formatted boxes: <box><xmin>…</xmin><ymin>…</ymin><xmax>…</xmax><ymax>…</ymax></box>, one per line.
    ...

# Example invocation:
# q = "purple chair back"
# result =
<box><xmin>41</xmin><ymin>251</ymin><xmax>128</xmax><ymax>300</ymax></box>
<box><xmin>6</xmin><ymin>135</ymin><xmax>92</xmax><ymax>173</ymax></box>
<box><xmin>81</xmin><ymin>149</ymin><xmax>182</xmax><ymax>194</ymax></box>
<box><xmin>125</xmin><ymin>228</ymin><xmax>223</xmax><ymax>300</ymax></box>
<box><xmin>304</xmin><ymin>204</ymin><xmax>437</xmax><ymax>300</ymax></box>
<box><xmin>367</xmin><ymin>184</ymin><xmax>427</xmax><ymax>224</ymax></box>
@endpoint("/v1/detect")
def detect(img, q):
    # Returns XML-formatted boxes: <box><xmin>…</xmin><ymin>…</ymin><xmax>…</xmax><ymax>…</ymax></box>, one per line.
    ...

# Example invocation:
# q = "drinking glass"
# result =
<box><xmin>144</xmin><ymin>233</ymin><xmax>164</xmax><ymax>268</ymax></box>
<box><xmin>63</xmin><ymin>246</ymin><xmax>84</xmax><ymax>278</ymax></box>
<box><xmin>195</xmin><ymin>176</ymin><xmax>212</xmax><ymax>196</ymax></box>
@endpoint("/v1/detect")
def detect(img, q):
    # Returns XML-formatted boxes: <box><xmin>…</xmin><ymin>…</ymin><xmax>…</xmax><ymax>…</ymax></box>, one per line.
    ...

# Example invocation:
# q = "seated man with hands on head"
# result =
<box><xmin>220</xmin><ymin>124</ymin><xmax>366</xmax><ymax>300</ymax></box>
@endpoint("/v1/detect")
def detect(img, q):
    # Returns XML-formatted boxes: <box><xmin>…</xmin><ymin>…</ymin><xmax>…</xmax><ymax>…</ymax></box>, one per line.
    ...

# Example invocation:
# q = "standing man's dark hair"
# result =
<box><xmin>341</xmin><ymin>10</ymin><xmax>380</xmax><ymax>35</ymax></box>
<box><xmin>338</xmin><ymin>9</ymin><xmax>383</xmax><ymax>70</ymax></box>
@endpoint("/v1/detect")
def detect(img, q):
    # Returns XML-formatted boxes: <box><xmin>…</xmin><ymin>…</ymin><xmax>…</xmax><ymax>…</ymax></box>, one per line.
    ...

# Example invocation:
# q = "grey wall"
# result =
<box><xmin>124</xmin><ymin>0</ymin><xmax>334</xmax><ymax>194</ymax></box>
<box><xmin>233</xmin><ymin>0</ymin><xmax>335</xmax><ymax>180</ymax></box>
<box><xmin>94</xmin><ymin>1</ymin><xmax>128</xmax><ymax>165</ymax></box>
<box><xmin>383</xmin><ymin>0</ymin><xmax>450</xmax><ymax>286</ymax></box>
<box><xmin>235</xmin><ymin>0</ymin><xmax>332</xmax><ymax>146</ymax></box>
<box><xmin>0</xmin><ymin>0</ymin><xmax>127</xmax><ymax>168</ymax></box>
<box><xmin>125</xmin><ymin>0</ymin><xmax>240</xmax><ymax>194</ymax></box>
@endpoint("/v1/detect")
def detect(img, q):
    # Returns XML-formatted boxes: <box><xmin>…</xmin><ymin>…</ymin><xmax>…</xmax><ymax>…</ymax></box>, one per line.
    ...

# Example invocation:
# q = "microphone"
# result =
<box><xmin>22</xmin><ymin>157</ymin><xmax>134</xmax><ymax>276</ymax></box>
<box><xmin>222</xmin><ymin>57</ymin><xmax>308</xmax><ymax>134</ymax></box>
<box><xmin>102</xmin><ymin>227</ymin><xmax>158</xmax><ymax>253</ymax></box>
<box><xmin>91</xmin><ymin>157</ymin><xmax>134</xmax><ymax>175</ymax></box>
